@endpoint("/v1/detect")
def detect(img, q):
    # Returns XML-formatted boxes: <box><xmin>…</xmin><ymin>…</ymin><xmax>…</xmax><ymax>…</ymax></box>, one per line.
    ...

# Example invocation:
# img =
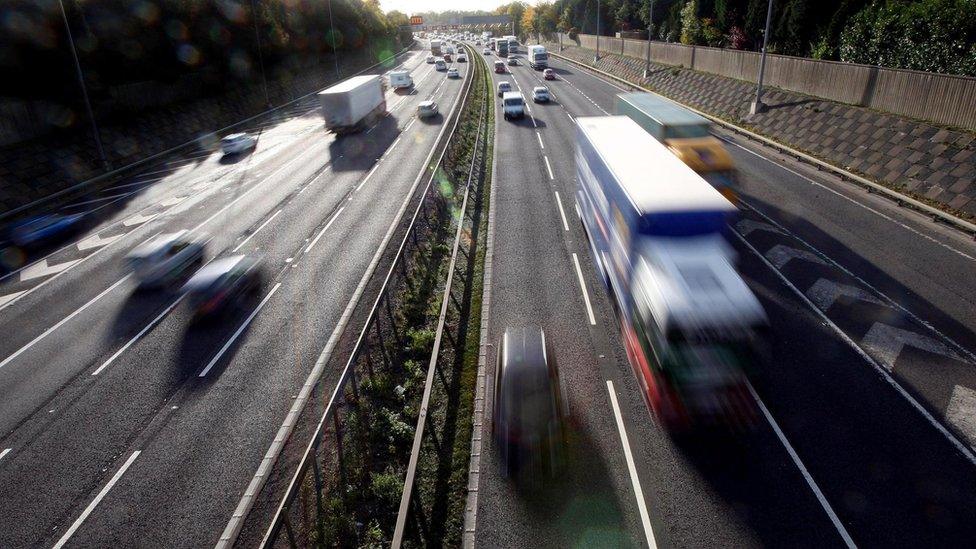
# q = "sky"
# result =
<box><xmin>379</xmin><ymin>0</ymin><xmax>529</xmax><ymax>15</ymax></box>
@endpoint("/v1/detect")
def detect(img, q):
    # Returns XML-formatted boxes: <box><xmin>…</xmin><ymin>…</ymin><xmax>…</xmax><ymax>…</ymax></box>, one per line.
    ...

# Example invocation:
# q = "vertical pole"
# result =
<box><xmin>327</xmin><ymin>0</ymin><xmax>341</xmax><ymax>80</ymax></box>
<box><xmin>594</xmin><ymin>0</ymin><xmax>601</xmax><ymax>62</ymax></box>
<box><xmin>750</xmin><ymin>0</ymin><xmax>774</xmax><ymax>114</ymax></box>
<box><xmin>311</xmin><ymin>451</ymin><xmax>326</xmax><ymax>545</ymax></box>
<box><xmin>643</xmin><ymin>0</ymin><xmax>654</xmax><ymax>78</ymax></box>
<box><xmin>59</xmin><ymin>0</ymin><xmax>108</xmax><ymax>171</ymax></box>
<box><xmin>250</xmin><ymin>0</ymin><xmax>271</xmax><ymax>107</ymax></box>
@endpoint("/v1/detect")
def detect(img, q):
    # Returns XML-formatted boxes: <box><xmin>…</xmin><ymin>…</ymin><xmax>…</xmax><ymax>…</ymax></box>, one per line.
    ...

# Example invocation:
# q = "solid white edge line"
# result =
<box><xmin>544</xmin><ymin>155</ymin><xmax>555</xmax><ymax>180</ymax></box>
<box><xmin>52</xmin><ymin>450</ymin><xmax>141</xmax><ymax>549</ymax></box>
<box><xmin>536</xmin><ymin>131</ymin><xmax>545</xmax><ymax>149</ymax></box>
<box><xmin>606</xmin><ymin>380</ymin><xmax>658</xmax><ymax>549</ymax></box>
<box><xmin>0</xmin><ymin>275</ymin><xmax>131</xmax><ymax>371</ymax></box>
<box><xmin>732</xmin><ymin>230</ymin><xmax>976</xmax><ymax>465</ymax></box>
<box><xmin>571</xmin><ymin>253</ymin><xmax>597</xmax><ymax>325</ymax></box>
<box><xmin>747</xmin><ymin>382</ymin><xmax>857</xmax><ymax>548</ymax></box>
<box><xmin>304</xmin><ymin>207</ymin><xmax>345</xmax><ymax>254</ymax></box>
<box><xmin>198</xmin><ymin>283</ymin><xmax>282</xmax><ymax>377</ymax></box>
<box><xmin>233</xmin><ymin>209</ymin><xmax>283</xmax><ymax>253</ymax></box>
<box><xmin>554</xmin><ymin>191</ymin><xmax>569</xmax><ymax>231</ymax></box>
<box><xmin>92</xmin><ymin>296</ymin><xmax>184</xmax><ymax>376</ymax></box>
<box><xmin>0</xmin><ymin>448</ymin><xmax>10</xmax><ymax>461</ymax></box>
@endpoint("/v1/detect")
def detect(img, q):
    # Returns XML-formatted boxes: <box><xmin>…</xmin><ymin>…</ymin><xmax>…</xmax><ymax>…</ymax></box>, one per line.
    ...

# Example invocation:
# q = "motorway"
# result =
<box><xmin>474</xmin><ymin>44</ymin><xmax>976</xmax><ymax>548</ymax></box>
<box><xmin>0</xmin><ymin>44</ymin><xmax>472</xmax><ymax>548</ymax></box>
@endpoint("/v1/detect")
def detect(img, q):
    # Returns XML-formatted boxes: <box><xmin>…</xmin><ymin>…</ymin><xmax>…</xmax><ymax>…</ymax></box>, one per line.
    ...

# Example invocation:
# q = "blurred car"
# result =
<box><xmin>492</xmin><ymin>327</ymin><xmax>568</xmax><ymax>480</ymax></box>
<box><xmin>434</xmin><ymin>59</ymin><xmax>447</xmax><ymax>71</ymax></box>
<box><xmin>507</xmin><ymin>56</ymin><xmax>519</xmax><ymax>66</ymax></box>
<box><xmin>4</xmin><ymin>213</ymin><xmax>86</xmax><ymax>250</ymax></box>
<box><xmin>494</xmin><ymin>60</ymin><xmax>506</xmax><ymax>73</ymax></box>
<box><xmin>443</xmin><ymin>53</ymin><xmax>452</xmax><ymax>62</ymax></box>
<box><xmin>417</xmin><ymin>100</ymin><xmax>438</xmax><ymax>118</ymax></box>
<box><xmin>182</xmin><ymin>254</ymin><xmax>262</xmax><ymax>318</ymax></box>
<box><xmin>126</xmin><ymin>230</ymin><xmax>206</xmax><ymax>289</ymax></box>
<box><xmin>425</xmin><ymin>55</ymin><xmax>435</xmax><ymax>64</ymax></box>
<box><xmin>220</xmin><ymin>133</ymin><xmax>256</xmax><ymax>155</ymax></box>
<box><xmin>496</xmin><ymin>81</ymin><xmax>512</xmax><ymax>97</ymax></box>
<box><xmin>543</xmin><ymin>68</ymin><xmax>556</xmax><ymax>80</ymax></box>
<box><xmin>532</xmin><ymin>86</ymin><xmax>551</xmax><ymax>103</ymax></box>
<box><xmin>447</xmin><ymin>67</ymin><xmax>460</xmax><ymax>79</ymax></box>
<box><xmin>457</xmin><ymin>53</ymin><xmax>467</xmax><ymax>62</ymax></box>
<box><xmin>483</xmin><ymin>48</ymin><xmax>491</xmax><ymax>55</ymax></box>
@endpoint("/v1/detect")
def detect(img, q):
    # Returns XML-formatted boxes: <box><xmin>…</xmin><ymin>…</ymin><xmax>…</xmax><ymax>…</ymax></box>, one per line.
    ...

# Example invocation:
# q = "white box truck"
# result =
<box><xmin>388</xmin><ymin>70</ymin><xmax>413</xmax><ymax>89</ymax></box>
<box><xmin>575</xmin><ymin>115</ymin><xmax>766</xmax><ymax>430</ymax></box>
<box><xmin>527</xmin><ymin>45</ymin><xmax>548</xmax><ymax>69</ymax></box>
<box><xmin>318</xmin><ymin>75</ymin><xmax>386</xmax><ymax>135</ymax></box>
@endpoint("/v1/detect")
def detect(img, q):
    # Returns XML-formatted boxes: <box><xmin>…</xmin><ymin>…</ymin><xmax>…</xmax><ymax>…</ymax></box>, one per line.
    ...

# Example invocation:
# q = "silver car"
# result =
<box><xmin>417</xmin><ymin>100</ymin><xmax>438</xmax><ymax>118</ymax></box>
<box><xmin>126</xmin><ymin>230</ymin><xmax>206</xmax><ymax>289</ymax></box>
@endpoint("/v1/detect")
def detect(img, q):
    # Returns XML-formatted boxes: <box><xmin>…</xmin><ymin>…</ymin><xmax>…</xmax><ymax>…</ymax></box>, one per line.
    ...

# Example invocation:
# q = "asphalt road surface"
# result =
<box><xmin>0</xmin><ymin>44</ymin><xmax>471</xmax><ymax>548</ymax></box>
<box><xmin>473</xmin><ymin>45</ymin><xmax>976</xmax><ymax>548</ymax></box>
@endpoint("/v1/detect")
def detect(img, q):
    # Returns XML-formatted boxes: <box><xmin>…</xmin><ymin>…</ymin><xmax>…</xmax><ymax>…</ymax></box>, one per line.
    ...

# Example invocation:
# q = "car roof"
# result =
<box><xmin>183</xmin><ymin>255</ymin><xmax>253</xmax><ymax>290</ymax></box>
<box><xmin>128</xmin><ymin>230</ymin><xmax>189</xmax><ymax>258</ymax></box>
<box><xmin>533</xmin><ymin>86</ymin><xmax>548</xmax><ymax>92</ymax></box>
<box><xmin>419</xmin><ymin>100</ymin><xmax>435</xmax><ymax>107</ymax></box>
<box><xmin>222</xmin><ymin>133</ymin><xmax>247</xmax><ymax>141</ymax></box>
<box><xmin>498</xmin><ymin>327</ymin><xmax>552</xmax><ymax>403</ymax></box>
<box><xmin>502</xmin><ymin>91</ymin><xmax>522</xmax><ymax>100</ymax></box>
<box><xmin>498</xmin><ymin>81</ymin><xmax>510</xmax><ymax>86</ymax></box>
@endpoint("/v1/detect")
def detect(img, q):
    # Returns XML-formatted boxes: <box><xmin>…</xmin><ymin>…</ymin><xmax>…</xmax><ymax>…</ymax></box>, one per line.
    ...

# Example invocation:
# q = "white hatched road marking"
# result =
<box><xmin>765</xmin><ymin>244</ymin><xmax>830</xmax><ymax>269</ymax></box>
<box><xmin>0</xmin><ymin>291</ymin><xmax>27</xmax><ymax>309</ymax></box>
<box><xmin>806</xmin><ymin>278</ymin><xmax>890</xmax><ymax>311</ymax></box>
<box><xmin>77</xmin><ymin>233</ymin><xmax>124</xmax><ymax>252</ymax></box>
<box><xmin>21</xmin><ymin>259</ymin><xmax>83</xmax><ymax>282</ymax></box>
<box><xmin>861</xmin><ymin>323</ymin><xmax>967</xmax><ymax>370</ymax></box>
<box><xmin>122</xmin><ymin>212</ymin><xmax>158</xmax><ymax>227</ymax></box>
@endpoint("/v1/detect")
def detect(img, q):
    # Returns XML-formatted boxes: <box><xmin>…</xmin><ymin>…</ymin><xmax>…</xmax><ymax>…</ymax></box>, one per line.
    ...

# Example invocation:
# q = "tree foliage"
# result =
<box><xmin>544</xmin><ymin>0</ymin><xmax>976</xmax><ymax>74</ymax></box>
<box><xmin>1</xmin><ymin>0</ymin><xmax>411</xmax><ymax>101</ymax></box>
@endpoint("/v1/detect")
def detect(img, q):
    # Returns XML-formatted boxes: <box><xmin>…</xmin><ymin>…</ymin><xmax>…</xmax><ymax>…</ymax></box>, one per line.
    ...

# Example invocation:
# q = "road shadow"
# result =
<box><xmin>418</xmin><ymin>113</ymin><xmax>444</xmax><ymax>125</ymax></box>
<box><xmin>217</xmin><ymin>145</ymin><xmax>257</xmax><ymax>165</ymax></box>
<box><xmin>328</xmin><ymin>114</ymin><xmax>401</xmax><ymax>172</ymax></box>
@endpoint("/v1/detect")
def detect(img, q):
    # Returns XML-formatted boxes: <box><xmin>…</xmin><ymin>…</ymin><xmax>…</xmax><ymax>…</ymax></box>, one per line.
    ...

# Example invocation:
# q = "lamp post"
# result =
<box><xmin>594</xmin><ymin>0</ymin><xmax>601</xmax><ymax>62</ymax></box>
<box><xmin>750</xmin><ymin>0</ymin><xmax>774</xmax><ymax>114</ymax></box>
<box><xmin>250</xmin><ymin>0</ymin><xmax>271</xmax><ymax>107</ymax></box>
<box><xmin>327</xmin><ymin>0</ymin><xmax>340</xmax><ymax>79</ymax></box>
<box><xmin>643</xmin><ymin>0</ymin><xmax>654</xmax><ymax>78</ymax></box>
<box><xmin>58</xmin><ymin>0</ymin><xmax>108</xmax><ymax>171</ymax></box>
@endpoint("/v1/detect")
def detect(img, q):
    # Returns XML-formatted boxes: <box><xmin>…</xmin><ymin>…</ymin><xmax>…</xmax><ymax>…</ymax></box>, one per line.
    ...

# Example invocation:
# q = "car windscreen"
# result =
<box><xmin>504</xmin><ymin>98</ymin><xmax>522</xmax><ymax>106</ymax></box>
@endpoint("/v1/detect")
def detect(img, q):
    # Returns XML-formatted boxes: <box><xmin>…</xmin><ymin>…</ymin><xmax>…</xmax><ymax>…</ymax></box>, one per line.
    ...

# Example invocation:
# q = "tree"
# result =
<box><xmin>680</xmin><ymin>0</ymin><xmax>703</xmax><ymax>44</ymax></box>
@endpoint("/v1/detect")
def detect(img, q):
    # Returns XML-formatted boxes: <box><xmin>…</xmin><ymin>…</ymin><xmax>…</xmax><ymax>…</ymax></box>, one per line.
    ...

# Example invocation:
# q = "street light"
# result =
<box><xmin>250</xmin><ymin>0</ymin><xmax>271</xmax><ymax>108</ymax></box>
<box><xmin>327</xmin><ymin>0</ymin><xmax>340</xmax><ymax>80</ymax></box>
<box><xmin>594</xmin><ymin>0</ymin><xmax>600</xmax><ymax>62</ymax></box>
<box><xmin>58</xmin><ymin>0</ymin><xmax>109</xmax><ymax>171</ymax></box>
<box><xmin>750</xmin><ymin>0</ymin><xmax>774</xmax><ymax>115</ymax></box>
<box><xmin>643</xmin><ymin>0</ymin><xmax>654</xmax><ymax>78</ymax></box>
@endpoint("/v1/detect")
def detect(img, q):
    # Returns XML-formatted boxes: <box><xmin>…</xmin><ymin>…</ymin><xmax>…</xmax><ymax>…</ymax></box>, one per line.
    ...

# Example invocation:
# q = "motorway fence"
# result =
<box><xmin>559</xmin><ymin>33</ymin><xmax>976</xmax><ymax>130</ymax></box>
<box><xmin>260</xmin><ymin>44</ymin><xmax>490</xmax><ymax>548</ymax></box>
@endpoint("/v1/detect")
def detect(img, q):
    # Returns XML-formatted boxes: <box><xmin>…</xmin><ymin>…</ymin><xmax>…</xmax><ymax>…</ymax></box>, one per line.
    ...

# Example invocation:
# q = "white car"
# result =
<box><xmin>532</xmin><ymin>86</ymin><xmax>551</xmax><ymax>103</ymax></box>
<box><xmin>447</xmin><ymin>67</ymin><xmax>460</xmax><ymax>79</ymax></box>
<box><xmin>502</xmin><ymin>92</ymin><xmax>525</xmax><ymax>120</ymax></box>
<box><xmin>220</xmin><ymin>133</ymin><xmax>256</xmax><ymax>155</ymax></box>
<box><xmin>126</xmin><ymin>231</ymin><xmax>206</xmax><ymax>289</ymax></box>
<box><xmin>483</xmin><ymin>48</ymin><xmax>491</xmax><ymax>55</ymax></box>
<box><xmin>435</xmin><ymin>59</ymin><xmax>447</xmax><ymax>71</ymax></box>
<box><xmin>417</xmin><ymin>100</ymin><xmax>438</xmax><ymax>118</ymax></box>
<box><xmin>457</xmin><ymin>54</ymin><xmax>467</xmax><ymax>62</ymax></box>
<box><xmin>426</xmin><ymin>55</ymin><xmax>435</xmax><ymax>64</ymax></box>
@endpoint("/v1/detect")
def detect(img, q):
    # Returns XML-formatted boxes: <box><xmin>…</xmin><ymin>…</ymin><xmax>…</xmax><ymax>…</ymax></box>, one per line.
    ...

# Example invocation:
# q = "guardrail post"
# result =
<box><xmin>311</xmin><ymin>450</ymin><xmax>327</xmax><ymax>545</ymax></box>
<box><xmin>333</xmin><ymin>412</ymin><xmax>348</xmax><ymax>501</ymax></box>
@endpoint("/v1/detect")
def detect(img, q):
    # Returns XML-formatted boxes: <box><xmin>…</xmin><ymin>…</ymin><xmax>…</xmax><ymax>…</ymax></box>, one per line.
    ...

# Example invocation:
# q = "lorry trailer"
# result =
<box><xmin>318</xmin><ymin>75</ymin><xmax>386</xmax><ymax>135</ymax></box>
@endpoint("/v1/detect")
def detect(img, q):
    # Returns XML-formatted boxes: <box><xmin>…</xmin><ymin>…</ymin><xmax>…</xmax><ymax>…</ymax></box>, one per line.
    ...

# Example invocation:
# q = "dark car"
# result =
<box><xmin>492</xmin><ymin>326</ymin><xmax>568</xmax><ymax>481</ymax></box>
<box><xmin>182</xmin><ymin>254</ymin><xmax>263</xmax><ymax>318</ymax></box>
<box><xmin>4</xmin><ymin>213</ymin><xmax>86</xmax><ymax>250</ymax></box>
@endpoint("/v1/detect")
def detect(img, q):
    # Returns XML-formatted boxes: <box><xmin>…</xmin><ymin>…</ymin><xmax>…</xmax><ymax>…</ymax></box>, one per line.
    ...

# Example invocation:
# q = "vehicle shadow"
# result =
<box><xmin>418</xmin><ymin>113</ymin><xmax>444</xmax><ymax>125</ymax></box>
<box><xmin>328</xmin><ymin>114</ymin><xmax>401</xmax><ymax>172</ymax></box>
<box><xmin>108</xmin><ymin>282</ymin><xmax>184</xmax><ymax>340</ymax></box>
<box><xmin>498</xmin><ymin>419</ymin><xmax>638</xmax><ymax>547</ymax></box>
<box><xmin>177</xmin><ymin>284</ymin><xmax>265</xmax><ymax>381</ymax></box>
